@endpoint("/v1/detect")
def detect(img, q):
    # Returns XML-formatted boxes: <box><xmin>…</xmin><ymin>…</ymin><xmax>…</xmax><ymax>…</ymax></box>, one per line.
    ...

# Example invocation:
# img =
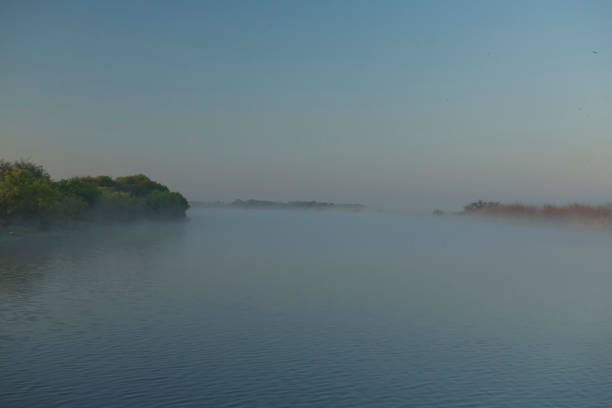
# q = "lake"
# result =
<box><xmin>1</xmin><ymin>208</ymin><xmax>611</xmax><ymax>407</ymax></box>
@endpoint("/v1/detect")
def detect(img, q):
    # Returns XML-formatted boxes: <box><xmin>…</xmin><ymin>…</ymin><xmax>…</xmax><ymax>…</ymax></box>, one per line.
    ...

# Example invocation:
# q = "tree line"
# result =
<box><xmin>0</xmin><ymin>159</ymin><xmax>189</xmax><ymax>227</ymax></box>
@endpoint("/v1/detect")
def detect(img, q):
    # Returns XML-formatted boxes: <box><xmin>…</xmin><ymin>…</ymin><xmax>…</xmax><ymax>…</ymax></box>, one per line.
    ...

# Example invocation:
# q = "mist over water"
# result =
<box><xmin>1</xmin><ymin>208</ymin><xmax>612</xmax><ymax>407</ymax></box>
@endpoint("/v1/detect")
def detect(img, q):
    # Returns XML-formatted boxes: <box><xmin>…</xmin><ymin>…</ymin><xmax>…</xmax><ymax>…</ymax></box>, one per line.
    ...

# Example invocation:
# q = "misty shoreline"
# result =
<box><xmin>191</xmin><ymin>199</ymin><xmax>366</xmax><ymax>212</ymax></box>
<box><xmin>434</xmin><ymin>200</ymin><xmax>612</xmax><ymax>229</ymax></box>
<box><xmin>0</xmin><ymin>160</ymin><xmax>190</xmax><ymax>233</ymax></box>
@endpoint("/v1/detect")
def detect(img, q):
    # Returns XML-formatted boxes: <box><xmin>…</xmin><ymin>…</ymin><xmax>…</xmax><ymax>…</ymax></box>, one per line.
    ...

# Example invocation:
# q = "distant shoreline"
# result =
<box><xmin>434</xmin><ymin>200</ymin><xmax>612</xmax><ymax>228</ymax></box>
<box><xmin>191</xmin><ymin>199</ymin><xmax>365</xmax><ymax>211</ymax></box>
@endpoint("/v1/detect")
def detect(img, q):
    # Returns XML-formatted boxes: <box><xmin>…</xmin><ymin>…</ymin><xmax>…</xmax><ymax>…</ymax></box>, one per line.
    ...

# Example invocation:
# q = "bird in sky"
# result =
<box><xmin>592</xmin><ymin>50</ymin><xmax>599</xmax><ymax>54</ymax></box>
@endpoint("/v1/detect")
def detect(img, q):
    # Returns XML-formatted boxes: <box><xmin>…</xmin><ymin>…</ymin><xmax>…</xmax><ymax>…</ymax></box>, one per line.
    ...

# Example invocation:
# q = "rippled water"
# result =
<box><xmin>1</xmin><ymin>208</ymin><xmax>612</xmax><ymax>407</ymax></box>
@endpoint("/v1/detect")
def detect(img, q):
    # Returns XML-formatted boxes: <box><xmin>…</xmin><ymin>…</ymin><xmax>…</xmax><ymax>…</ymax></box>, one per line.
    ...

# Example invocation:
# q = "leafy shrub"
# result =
<box><xmin>77</xmin><ymin>175</ymin><xmax>116</xmax><ymax>188</ymax></box>
<box><xmin>55</xmin><ymin>194</ymin><xmax>88</xmax><ymax>218</ymax></box>
<box><xmin>145</xmin><ymin>190</ymin><xmax>190</xmax><ymax>217</ymax></box>
<box><xmin>114</xmin><ymin>174</ymin><xmax>169</xmax><ymax>197</ymax></box>
<box><xmin>0</xmin><ymin>159</ymin><xmax>190</xmax><ymax>227</ymax></box>
<box><xmin>55</xmin><ymin>178</ymin><xmax>101</xmax><ymax>206</ymax></box>
<box><xmin>0</xmin><ymin>169</ymin><xmax>58</xmax><ymax>222</ymax></box>
<box><xmin>0</xmin><ymin>159</ymin><xmax>50</xmax><ymax>180</ymax></box>
<box><xmin>95</xmin><ymin>189</ymin><xmax>147</xmax><ymax>221</ymax></box>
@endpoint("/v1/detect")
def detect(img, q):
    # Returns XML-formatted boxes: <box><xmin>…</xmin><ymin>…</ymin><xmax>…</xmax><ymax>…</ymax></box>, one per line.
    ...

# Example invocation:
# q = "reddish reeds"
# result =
<box><xmin>539</xmin><ymin>203</ymin><xmax>609</xmax><ymax>218</ymax></box>
<box><xmin>464</xmin><ymin>202</ymin><xmax>610</xmax><ymax>220</ymax></box>
<box><xmin>480</xmin><ymin>204</ymin><xmax>537</xmax><ymax>217</ymax></box>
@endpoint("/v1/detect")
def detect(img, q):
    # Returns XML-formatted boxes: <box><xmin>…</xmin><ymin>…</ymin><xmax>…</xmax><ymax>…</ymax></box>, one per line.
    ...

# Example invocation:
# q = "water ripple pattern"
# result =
<box><xmin>1</xmin><ymin>209</ymin><xmax>612</xmax><ymax>407</ymax></box>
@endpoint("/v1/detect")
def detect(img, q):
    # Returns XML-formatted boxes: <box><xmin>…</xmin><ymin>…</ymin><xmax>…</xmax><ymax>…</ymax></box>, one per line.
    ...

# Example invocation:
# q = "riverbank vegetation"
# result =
<box><xmin>0</xmin><ymin>159</ymin><xmax>189</xmax><ymax>230</ymax></box>
<box><xmin>461</xmin><ymin>200</ymin><xmax>611</xmax><ymax>223</ymax></box>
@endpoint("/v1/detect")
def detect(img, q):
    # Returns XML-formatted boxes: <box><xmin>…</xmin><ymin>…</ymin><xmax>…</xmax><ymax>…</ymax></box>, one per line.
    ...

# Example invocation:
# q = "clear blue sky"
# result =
<box><xmin>2</xmin><ymin>0</ymin><xmax>611</xmax><ymax>211</ymax></box>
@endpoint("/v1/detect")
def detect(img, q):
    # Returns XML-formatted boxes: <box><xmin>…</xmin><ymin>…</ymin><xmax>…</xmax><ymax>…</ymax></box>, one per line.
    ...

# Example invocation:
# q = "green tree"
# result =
<box><xmin>55</xmin><ymin>178</ymin><xmax>101</xmax><ymax>206</ymax></box>
<box><xmin>0</xmin><ymin>159</ymin><xmax>50</xmax><ymax>180</ymax></box>
<box><xmin>0</xmin><ymin>159</ymin><xmax>190</xmax><ymax>227</ymax></box>
<box><xmin>114</xmin><ymin>174</ymin><xmax>169</xmax><ymax>197</ymax></box>
<box><xmin>145</xmin><ymin>190</ymin><xmax>190</xmax><ymax>217</ymax></box>
<box><xmin>77</xmin><ymin>175</ymin><xmax>116</xmax><ymax>188</ymax></box>
<box><xmin>0</xmin><ymin>169</ymin><xmax>57</xmax><ymax>222</ymax></box>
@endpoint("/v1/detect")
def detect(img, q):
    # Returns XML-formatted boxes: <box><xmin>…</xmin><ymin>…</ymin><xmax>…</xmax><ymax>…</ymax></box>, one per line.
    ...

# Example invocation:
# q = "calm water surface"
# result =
<box><xmin>1</xmin><ymin>208</ymin><xmax>611</xmax><ymax>407</ymax></box>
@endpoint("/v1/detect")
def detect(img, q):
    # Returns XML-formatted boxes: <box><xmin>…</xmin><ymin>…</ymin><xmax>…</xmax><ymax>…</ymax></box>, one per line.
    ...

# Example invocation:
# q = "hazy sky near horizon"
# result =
<box><xmin>2</xmin><ymin>1</ymin><xmax>611</xmax><ymax>211</ymax></box>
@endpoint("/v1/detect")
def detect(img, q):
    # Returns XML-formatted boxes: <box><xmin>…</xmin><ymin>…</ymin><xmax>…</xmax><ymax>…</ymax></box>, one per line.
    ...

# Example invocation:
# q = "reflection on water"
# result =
<box><xmin>1</xmin><ymin>209</ymin><xmax>611</xmax><ymax>407</ymax></box>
